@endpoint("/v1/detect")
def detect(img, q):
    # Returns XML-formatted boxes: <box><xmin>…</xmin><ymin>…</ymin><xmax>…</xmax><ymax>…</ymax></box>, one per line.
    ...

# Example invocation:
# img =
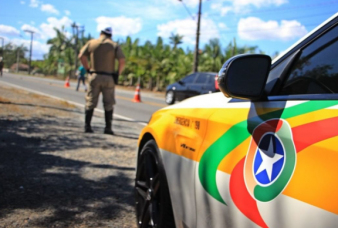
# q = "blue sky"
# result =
<box><xmin>0</xmin><ymin>0</ymin><xmax>337</xmax><ymax>60</ymax></box>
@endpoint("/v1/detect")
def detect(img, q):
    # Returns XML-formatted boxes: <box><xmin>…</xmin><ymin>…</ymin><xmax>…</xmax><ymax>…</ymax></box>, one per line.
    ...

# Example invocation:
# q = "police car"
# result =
<box><xmin>135</xmin><ymin>12</ymin><xmax>338</xmax><ymax>228</ymax></box>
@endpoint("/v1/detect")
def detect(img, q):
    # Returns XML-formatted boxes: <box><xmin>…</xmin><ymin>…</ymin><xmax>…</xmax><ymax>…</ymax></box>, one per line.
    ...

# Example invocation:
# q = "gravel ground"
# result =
<box><xmin>0</xmin><ymin>84</ymin><xmax>142</xmax><ymax>228</ymax></box>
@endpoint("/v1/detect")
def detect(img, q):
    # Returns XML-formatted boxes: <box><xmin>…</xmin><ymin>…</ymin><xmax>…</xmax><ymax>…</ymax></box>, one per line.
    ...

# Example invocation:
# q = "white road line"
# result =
<box><xmin>7</xmin><ymin>73</ymin><xmax>165</xmax><ymax>101</ymax></box>
<box><xmin>0</xmin><ymin>80</ymin><xmax>147</xmax><ymax>126</ymax></box>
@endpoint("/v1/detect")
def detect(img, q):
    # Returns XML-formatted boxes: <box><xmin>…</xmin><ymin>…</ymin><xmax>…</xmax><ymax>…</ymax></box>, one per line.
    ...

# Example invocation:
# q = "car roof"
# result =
<box><xmin>199</xmin><ymin>72</ymin><xmax>217</xmax><ymax>75</ymax></box>
<box><xmin>272</xmin><ymin>12</ymin><xmax>338</xmax><ymax>64</ymax></box>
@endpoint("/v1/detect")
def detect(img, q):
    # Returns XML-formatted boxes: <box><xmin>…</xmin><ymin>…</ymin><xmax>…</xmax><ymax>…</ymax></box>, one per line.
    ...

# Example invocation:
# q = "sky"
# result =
<box><xmin>0</xmin><ymin>0</ymin><xmax>337</xmax><ymax>60</ymax></box>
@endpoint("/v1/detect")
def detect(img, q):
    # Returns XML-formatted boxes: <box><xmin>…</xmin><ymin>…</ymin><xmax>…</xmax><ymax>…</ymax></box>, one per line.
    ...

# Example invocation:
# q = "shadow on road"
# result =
<box><xmin>114</xmin><ymin>118</ymin><xmax>148</xmax><ymax>125</ymax></box>
<box><xmin>0</xmin><ymin>101</ymin><xmax>82</xmax><ymax>115</ymax></box>
<box><xmin>0</xmin><ymin>116</ymin><xmax>137</xmax><ymax>227</ymax></box>
<box><xmin>0</xmin><ymin>101</ymin><xmax>149</xmax><ymax>126</ymax></box>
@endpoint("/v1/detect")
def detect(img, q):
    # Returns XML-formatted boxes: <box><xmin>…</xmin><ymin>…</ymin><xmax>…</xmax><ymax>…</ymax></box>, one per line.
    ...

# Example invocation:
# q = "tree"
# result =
<box><xmin>34</xmin><ymin>29</ymin><xmax>269</xmax><ymax>91</ymax></box>
<box><xmin>46</xmin><ymin>27</ymin><xmax>76</xmax><ymax>77</ymax></box>
<box><xmin>1</xmin><ymin>43</ymin><xmax>28</xmax><ymax>69</ymax></box>
<box><xmin>120</xmin><ymin>36</ymin><xmax>144</xmax><ymax>86</ymax></box>
<box><xmin>199</xmin><ymin>38</ymin><xmax>224</xmax><ymax>72</ymax></box>
<box><xmin>169</xmin><ymin>33</ymin><xmax>183</xmax><ymax>49</ymax></box>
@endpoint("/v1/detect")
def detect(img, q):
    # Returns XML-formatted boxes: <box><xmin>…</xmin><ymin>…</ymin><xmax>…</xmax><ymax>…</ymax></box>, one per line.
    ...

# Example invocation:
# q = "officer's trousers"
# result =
<box><xmin>85</xmin><ymin>73</ymin><xmax>115</xmax><ymax>111</ymax></box>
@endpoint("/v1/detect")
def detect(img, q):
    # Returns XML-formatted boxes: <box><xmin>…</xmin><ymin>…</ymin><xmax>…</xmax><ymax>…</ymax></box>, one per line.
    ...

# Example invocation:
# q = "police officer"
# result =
<box><xmin>78</xmin><ymin>27</ymin><xmax>125</xmax><ymax>134</ymax></box>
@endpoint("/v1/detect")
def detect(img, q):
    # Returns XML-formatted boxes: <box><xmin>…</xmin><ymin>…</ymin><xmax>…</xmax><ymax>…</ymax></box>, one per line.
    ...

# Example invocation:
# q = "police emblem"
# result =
<box><xmin>244</xmin><ymin>119</ymin><xmax>296</xmax><ymax>202</ymax></box>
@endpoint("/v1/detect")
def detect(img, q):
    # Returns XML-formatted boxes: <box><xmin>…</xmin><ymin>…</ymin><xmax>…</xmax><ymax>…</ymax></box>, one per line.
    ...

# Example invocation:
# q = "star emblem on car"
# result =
<box><xmin>254</xmin><ymin>133</ymin><xmax>285</xmax><ymax>185</ymax></box>
<box><xmin>255</xmin><ymin>141</ymin><xmax>284</xmax><ymax>182</ymax></box>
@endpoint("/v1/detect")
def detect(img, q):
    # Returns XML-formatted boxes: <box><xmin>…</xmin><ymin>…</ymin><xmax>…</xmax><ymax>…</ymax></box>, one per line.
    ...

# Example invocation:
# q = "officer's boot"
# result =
<box><xmin>85</xmin><ymin>109</ymin><xmax>94</xmax><ymax>133</ymax></box>
<box><xmin>104</xmin><ymin>110</ymin><xmax>114</xmax><ymax>135</ymax></box>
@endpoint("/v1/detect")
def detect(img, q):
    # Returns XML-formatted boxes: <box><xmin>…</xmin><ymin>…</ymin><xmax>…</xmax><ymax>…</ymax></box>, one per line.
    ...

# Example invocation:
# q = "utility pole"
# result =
<box><xmin>178</xmin><ymin>0</ymin><xmax>202</xmax><ymax>72</ymax></box>
<box><xmin>71</xmin><ymin>22</ymin><xmax>85</xmax><ymax>74</ymax></box>
<box><xmin>16</xmin><ymin>46</ymin><xmax>21</xmax><ymax>72</ymax></box>
<box><xmin>193</xmin><ymin>0</ymin><xmax>202</xmax><ymax>73</ymax></box>
<box><xmin>24</xmin><ymin>30</ymin><xmax>34</xmax><ymax>74</ymax></box>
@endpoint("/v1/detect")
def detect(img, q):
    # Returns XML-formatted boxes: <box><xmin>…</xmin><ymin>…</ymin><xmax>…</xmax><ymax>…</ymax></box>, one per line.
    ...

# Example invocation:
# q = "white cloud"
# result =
<box><xmin>14</xmin><ymin>17</ymin><xmax>73</xmax><ymax>41</ymax></box>
<box><xmin>64</xmin><ymin>10</ymin><xmax>71</xmax><ymax>16</ymax></box>
<box><xmin>20</xmin><ymin>1</ymin><xmax>25</xmax><ymax>4</ymax></box>
<box><xmin>238</xmin><ymin>17</ymin><xmax>308</xmax><ymax>41</ymax></box>
<box><xmin>0</xmin><ymin>36</ymin><xmax>50</xmax><ymax>60</ymax></box>
<box><xmin>233</xmin><ymin>0</ymin><xmax>287</xmax><ymax>9</ymax></box>
<box><xmin>181</xmin><ymin>0</ymin><xmax>199</xmax><ymax>7</ymax></box>
<box><xmin>40</xmin><ymin>16</ymin><xmax>73</xmax><ymax>39</ymax></box>
<box><xmin>41</xmin><ymin>4</ymin><xmax>59</xmax><ymax>15</ymax></box>
<box><xmin>21</xmin><ymin>24</ymin><xmax>42</xmax><ymax>39</ymax></box>
<box><xmin>11</xmin><ymin>38</ymin><xmax>50</xmax><ymax>60</ymax></box>
<box><xmin>96</xmin><ymin>16</ymin><xmax>142</xmax><ymax>36</ymax></box>
<box><xmin>29</xmin><ymin>0</ymin><xmax>40</xmax><ymax>8</ymax></box>
<box><xmin>218</xmin><ymin>22</ymin><xmax>228</xmax><ymax>30</ymax></box>
<box><xmin>220</xmin><ymin>6</ymin><xmax>232</xmax><ymax>16</ymax></box>
<box><xmin>0</xmin><ymin>17</ymin><xmax>72</xmax><ymax>59</ymax></box>
<box><xmin>168</xmin><ymin>0</ymin><xmax>199</xmax><ymax>7</ymax></box>
<box><xmin>107</xmin><ymin>0</ymin><xmax>181</xmax><ymax>21</ymax></box>
<box><xmin>142</xmin><ymin>6</ymin><xmax>175</xmax><ymax>20</ymax></box>
<box><xmin>0</xmin><ymin>25</ymin><xmax>20</xmax><ymax>36</ymax></box>
<box><xmin>157</xmin><ymin>17</ymin><xmax>220</xmax><ymax>45</ymax></box>
<box><xmin>211</xmin><ymin>0</ymin><xmax>288</xmax><ymax>16</ymax></box>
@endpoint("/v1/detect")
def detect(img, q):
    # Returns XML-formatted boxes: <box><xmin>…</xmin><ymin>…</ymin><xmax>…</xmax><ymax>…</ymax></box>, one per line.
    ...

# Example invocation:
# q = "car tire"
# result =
<box><xmin>165</xmin><ymin>90</ymin><xmax>175</xmax><ymax>105</ymax></box>
<box><xmin>135</xmin><ymin>140</ymin><xmax>176</xmax><ymax>228</ymax></box>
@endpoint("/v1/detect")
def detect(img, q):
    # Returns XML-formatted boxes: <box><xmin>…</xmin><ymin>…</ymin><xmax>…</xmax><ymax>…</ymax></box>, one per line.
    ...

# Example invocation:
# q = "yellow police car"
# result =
<box><xmin>135</xmin><ymin>12</ymin><xmax>338</xmax><ymax>228</ymax></box>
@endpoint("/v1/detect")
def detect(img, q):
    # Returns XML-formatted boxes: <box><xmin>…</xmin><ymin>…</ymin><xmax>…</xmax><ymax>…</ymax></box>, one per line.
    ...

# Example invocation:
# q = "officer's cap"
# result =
<box><xmin>101</xmin><ymin>27</ymin><xmax>112</xmax><ymax>35</ymax></box>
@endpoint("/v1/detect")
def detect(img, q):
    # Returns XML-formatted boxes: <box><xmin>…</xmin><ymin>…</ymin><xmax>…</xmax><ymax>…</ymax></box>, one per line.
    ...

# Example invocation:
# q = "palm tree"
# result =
<box><xmin>199</xmin><ymin>38</ymin><xmax>224</xmax><ymax>72</ymax></box>
<box><xmin>47</xmin><ymin>27</ymin><xmax>74</xmax><ymax>77</ymax></box>
<box><xmin>47</xmin><ymin>28</ymin><xmax>68</xmax><ymax>58</ymax></box>
<box><xmin>123</xmin><ymin>37</ymin><xmax>145</xmax><ymax>86</ymax></box>
<box><xmin>38</xmin><ymin>28</ymin><xmax>268</xmax><ymax>90</ymax></box>
<box><xmin>169</xmin><ymin>33</ymin><xmax>184</xmax><ymax>49</ymax></box>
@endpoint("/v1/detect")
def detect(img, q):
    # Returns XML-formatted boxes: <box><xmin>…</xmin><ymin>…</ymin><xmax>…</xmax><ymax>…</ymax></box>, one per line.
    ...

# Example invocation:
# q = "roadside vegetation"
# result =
<box><xmin>0</xmin><ymin>28</ymin><xmax>275</xmax><ymax>91</ymax></box>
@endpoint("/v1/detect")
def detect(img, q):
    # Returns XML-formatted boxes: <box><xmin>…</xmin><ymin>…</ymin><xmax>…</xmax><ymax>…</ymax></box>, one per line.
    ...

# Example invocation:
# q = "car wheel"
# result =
<box><xmin>165</xmin><ymin>90</ymin><xmax>175</xmax><ymax>105</ymax></box>
<box><xmin>135</xmin><ymin>140</ymin><xmax>176</xmax><ymax>228</ymax></box>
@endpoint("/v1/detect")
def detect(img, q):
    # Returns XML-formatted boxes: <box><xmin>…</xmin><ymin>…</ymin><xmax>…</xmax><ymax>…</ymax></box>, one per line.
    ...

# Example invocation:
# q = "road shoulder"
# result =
<box><xmin>0</xmin><ymin>84</ymin><xmax>138</xmax><ymax>227</ymax></box>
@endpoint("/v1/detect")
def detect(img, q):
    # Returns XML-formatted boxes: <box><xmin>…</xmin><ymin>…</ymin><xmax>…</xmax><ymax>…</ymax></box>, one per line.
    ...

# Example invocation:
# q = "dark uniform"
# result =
<box><xmin>0</xmin><ymin>57</ymin><xmax>3</xmax><ymax>76</ymax></box>
<box><xmin>78</xmin><ymin>28</ymin><xmax>125</xmax><ymax>134</ymax></box>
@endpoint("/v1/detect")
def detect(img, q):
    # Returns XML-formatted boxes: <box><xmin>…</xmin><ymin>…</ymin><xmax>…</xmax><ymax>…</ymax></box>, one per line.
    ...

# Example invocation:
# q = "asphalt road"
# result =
<box><xmin>0</xmin><ymin>72</ymin><xmax>167</xmax><ymax>124</ymax></box>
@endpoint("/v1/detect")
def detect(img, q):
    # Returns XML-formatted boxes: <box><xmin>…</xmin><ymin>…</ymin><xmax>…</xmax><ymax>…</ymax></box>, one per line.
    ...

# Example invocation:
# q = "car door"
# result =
<box><xmin>176</xmin><ymin>73</ymin><xmax>197</xmax><ymax>101</ymax></box>
<box><xmin>194</xmin><ymin>20</ymin><xmax>338</xmax><ymax>227</ymax></box>
<box><xmin>189</xmin><ymin>73</ymin><xmax>208</xmax><ymax>97</ymax></box>
<box><xmin>203</xmin><ymin>73</ymin><xmax>216</xmax><ymax>94</ymax></box>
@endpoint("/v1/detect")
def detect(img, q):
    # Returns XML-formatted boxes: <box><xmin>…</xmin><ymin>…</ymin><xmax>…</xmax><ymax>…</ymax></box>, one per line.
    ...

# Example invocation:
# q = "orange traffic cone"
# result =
<box><xmin>132</xmin><ymin>84</ymin><xmax>141</xmax><ymax>102</ymax></box>
<box><xmin>64</xmin><ymin>77</ymin><xmax>70</xmax><ymax>88</ymax></box>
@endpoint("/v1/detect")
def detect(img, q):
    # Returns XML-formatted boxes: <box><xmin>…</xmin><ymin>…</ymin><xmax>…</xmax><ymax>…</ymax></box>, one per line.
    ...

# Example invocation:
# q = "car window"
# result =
<box><xmin>182</xmin><ymin>74</ymin><xmax>196</xmax><ymax>83</ymax></box>
<box><xmin>195</xmin><ymin>73</ymin><xmax>208</xmax><ymax>84</ymax></box>
<box><xmin>265</xmin><ymin>53</ymin><xmax>296</xmax><ymax>94</ymax></box>
<box><xmin>206</xmin><ymin>74</ymin><xmax>214</xmax><ymax>84</ymax></box>
<box><xmin>279</xmin><ymin>25</ymin><xmax>338</xmax><ymax>95</ymax></box>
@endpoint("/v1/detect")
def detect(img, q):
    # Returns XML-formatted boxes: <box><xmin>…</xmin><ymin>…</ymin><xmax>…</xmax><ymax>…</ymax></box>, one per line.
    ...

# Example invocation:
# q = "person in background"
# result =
<box><xmin>75</xmin><ymin>64</ymin><xmax>87</xmax><ymax>92</ymax></box>
<box><xmin>78</xmin><ymin>27</ymin><xmax>125</xmax><ymax>134</ymax></box>
<box><xmin>0</xmin><ymin>57</ymin><xmax>3</xmax><ymax>77</ymax></box>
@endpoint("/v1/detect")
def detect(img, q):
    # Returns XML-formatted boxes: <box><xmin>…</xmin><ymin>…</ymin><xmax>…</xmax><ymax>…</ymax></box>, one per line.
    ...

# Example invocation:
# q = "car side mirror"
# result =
<box><xmin>178</xmin><ymin>80</ymin><xmax>185</xmax><ymax>85</ymax></box>
<box><xmin>217</xmin><ymin>54</ymin><xmax>271</xmax><ymax>100</ymax></box>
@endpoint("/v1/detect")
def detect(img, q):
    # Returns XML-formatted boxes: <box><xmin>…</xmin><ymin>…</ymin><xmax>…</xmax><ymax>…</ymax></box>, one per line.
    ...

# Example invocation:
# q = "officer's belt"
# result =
<box><xmin>89</xmin><ymin>71</ymin><xmax>115</xmax><ymax>76</ymax></box>
<box><xmin>89</xmin><ymin>71</ymin><xmax>119</xmax><ymax>84</ymax></box>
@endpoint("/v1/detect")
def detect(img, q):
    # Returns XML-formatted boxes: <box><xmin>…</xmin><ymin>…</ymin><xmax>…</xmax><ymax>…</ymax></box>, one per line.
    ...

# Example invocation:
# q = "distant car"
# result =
<box><xmin>135</xmin><ymin>13</ymin><xmax>338</xmax><ymax>228</ymax></box>
<box><xmin>165</xmin><ymin>72</ymin><xmax>219</xmax><ymax>104</ymax></box>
